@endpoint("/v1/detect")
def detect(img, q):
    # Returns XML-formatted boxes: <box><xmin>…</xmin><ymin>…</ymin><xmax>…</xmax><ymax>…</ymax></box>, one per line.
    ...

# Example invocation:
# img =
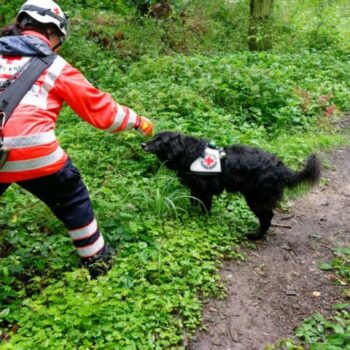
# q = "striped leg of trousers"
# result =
<box><xmin>68</xmin><ymin>218</ymin><xmax>105</xmax><ymax>259</ymax></box>
<box><xmin>16</xmin><ymin>159</ymin><xmax>106</xmax><ymax>261</ymax></box>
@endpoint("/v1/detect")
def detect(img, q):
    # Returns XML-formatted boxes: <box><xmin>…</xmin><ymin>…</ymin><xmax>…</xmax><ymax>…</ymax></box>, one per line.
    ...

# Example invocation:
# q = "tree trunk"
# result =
<box><xmin>248</xmin><ymin>0</ymin><xmax>274</xmax><ymax>51</ymax></box>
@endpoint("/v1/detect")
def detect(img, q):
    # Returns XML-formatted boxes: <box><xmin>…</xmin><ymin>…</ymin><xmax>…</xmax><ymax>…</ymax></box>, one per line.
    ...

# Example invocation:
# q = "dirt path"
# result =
<box><xmin>188</xmin><ymin>120</ymin><xmax>350</xmax><ymax>350</ymax></box>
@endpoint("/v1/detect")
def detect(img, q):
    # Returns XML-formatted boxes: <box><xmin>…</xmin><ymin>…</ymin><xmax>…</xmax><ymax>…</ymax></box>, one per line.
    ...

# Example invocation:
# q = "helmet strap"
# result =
<box><xmin>52</xmin><ymin>36</ymin><xmax>65</xmax><ymax>51</ymax></box>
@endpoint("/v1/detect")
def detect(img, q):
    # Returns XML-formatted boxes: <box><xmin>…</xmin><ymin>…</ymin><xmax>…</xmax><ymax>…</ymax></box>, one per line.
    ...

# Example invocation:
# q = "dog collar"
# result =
<box><xmin>190</xmin><ymin>146</ymin><xmax>226</xmax><ymax>174</ymax></box>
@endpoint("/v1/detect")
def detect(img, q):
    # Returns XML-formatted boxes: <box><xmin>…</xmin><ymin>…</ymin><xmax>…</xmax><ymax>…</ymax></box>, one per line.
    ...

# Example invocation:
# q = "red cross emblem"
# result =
<box><xmin>201</xmin><ymin>154</ymin><xmax>217</xmax><ymax>169</ymax></box>
<box><xmin>53</xmin><ymin>7</ymin><xmax>60</xmax><ymax>15</ymax></box>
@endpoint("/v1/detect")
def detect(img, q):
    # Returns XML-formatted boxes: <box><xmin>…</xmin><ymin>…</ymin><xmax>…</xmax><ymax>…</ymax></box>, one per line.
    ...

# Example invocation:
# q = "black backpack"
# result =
<box><xmin>0</xmin><ymin>55</ymin><xmax>56</xmax><ymax>168</ymax></box>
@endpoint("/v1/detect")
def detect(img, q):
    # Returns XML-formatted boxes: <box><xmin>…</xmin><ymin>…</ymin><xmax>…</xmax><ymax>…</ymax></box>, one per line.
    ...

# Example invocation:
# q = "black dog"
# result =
<box><xmin>141</xmin><ymin>131</ymin><xmax>321</xmax><ymax>240</ymax></box>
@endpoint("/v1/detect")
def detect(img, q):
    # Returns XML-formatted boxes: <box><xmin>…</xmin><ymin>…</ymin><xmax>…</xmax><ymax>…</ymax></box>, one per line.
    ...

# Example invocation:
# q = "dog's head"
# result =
<box><xmin>141</xmin><ymin>131</ymin><xmax>207</xmax><ymax>171</ymax></box>
<box><xmin>141</xmin><ymin>131</ymin><xmax>186</xmax><ymax>163</ymax></box>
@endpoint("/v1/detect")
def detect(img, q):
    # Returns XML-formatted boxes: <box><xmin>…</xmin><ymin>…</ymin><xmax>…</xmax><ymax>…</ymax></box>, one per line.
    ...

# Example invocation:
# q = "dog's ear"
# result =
<box><xmin>170</xmin><ymin>133</ymin><xmax>186</xmax><ymax>158</ymax></box>
<box><xmin>162</xmin><ymin>133</ymin><xmax>174</xmax><ymax>145</ymax></box>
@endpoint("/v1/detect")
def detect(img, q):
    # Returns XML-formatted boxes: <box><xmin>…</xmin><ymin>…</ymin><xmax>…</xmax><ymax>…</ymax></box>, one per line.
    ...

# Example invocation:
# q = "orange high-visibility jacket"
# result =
<box><xmin>0</xmin><ymin>31</ymin><xmax>140</xmax><ymax>183</ymax></box>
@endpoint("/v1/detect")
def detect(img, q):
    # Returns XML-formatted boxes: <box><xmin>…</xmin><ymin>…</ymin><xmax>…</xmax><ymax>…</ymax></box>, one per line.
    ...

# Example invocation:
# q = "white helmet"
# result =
<box><xmin>16</xmin><ymin>0</ymin><xmax>68</xmax><ymax>37</ymax></box>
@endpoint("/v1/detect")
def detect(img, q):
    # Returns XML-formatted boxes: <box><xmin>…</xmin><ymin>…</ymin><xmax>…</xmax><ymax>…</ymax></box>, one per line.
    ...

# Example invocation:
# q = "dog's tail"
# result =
<box><xmin>283</xmin><ymin>154</ymin><xmax>321</xmax><ymax>188</ymax></box>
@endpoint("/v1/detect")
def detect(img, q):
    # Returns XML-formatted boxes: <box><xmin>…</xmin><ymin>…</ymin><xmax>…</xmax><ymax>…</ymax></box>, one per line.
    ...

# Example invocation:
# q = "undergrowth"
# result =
<box><xmin>1</xmin><ymin>50</ymin><xmax>348</xmax><ymax>348</ymax></box>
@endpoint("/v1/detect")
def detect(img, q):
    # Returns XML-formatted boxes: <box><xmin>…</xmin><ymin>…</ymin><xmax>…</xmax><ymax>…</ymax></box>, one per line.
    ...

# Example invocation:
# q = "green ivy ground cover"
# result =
<box><xmin>0</xmin><ymin>49</ymin><xmax>349</xmax><ymax>349</ymax></box>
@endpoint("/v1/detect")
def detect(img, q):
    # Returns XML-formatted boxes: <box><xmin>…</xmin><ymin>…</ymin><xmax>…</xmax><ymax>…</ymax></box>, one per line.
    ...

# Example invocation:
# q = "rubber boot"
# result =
<box><xmin>81</xmin><ymin>244</ymin><xmax>115</xmax><ymax>279</ymax></box>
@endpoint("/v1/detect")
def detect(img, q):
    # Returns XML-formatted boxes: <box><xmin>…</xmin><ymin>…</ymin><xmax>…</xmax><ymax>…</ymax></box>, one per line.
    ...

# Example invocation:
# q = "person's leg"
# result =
<box><xmin>18</xmin><ymin>159</ymin><xmax>114</xmax><ymax>277</ymax></box>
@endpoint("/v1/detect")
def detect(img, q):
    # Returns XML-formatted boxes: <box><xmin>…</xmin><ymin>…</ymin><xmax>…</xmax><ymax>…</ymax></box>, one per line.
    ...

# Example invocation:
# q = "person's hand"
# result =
<box><xmin>135</xmin><ymin>116</ymin><xmax>154</xmax><ymax>137</ymax></box>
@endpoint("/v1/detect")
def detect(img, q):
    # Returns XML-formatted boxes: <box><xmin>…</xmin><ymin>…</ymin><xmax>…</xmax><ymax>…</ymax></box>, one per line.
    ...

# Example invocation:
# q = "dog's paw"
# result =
<box><xmin>246</xmin><ymin>231</ymin><xmax>266</xmax><ymax>241</ymax></box>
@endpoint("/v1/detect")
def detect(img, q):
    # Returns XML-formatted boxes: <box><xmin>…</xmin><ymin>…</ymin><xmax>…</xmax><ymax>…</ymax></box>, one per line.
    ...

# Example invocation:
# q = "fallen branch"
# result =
<box><xmin>271</xmin><ymin>223</ymin><xmax>292</xmax><ymax>229</ymax></box>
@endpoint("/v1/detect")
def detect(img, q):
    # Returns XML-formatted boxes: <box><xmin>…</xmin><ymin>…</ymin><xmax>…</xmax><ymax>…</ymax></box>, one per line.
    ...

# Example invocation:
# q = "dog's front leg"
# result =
<box><xmin>190</xmin><ymin>189</ymin><xmax>213</xmax><ymax>214</ymax></box>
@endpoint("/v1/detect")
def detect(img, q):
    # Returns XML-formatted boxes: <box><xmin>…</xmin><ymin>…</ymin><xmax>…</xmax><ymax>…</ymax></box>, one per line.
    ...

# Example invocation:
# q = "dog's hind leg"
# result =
<box><xmin>190</xmin><ymin>189</ymin><xmax>213</xmax><ymax>214</ymax></box>
<box><xmin>244</xmin><ymin>195</ymin><xmax>274</xmax><ymax>240</ymax></box>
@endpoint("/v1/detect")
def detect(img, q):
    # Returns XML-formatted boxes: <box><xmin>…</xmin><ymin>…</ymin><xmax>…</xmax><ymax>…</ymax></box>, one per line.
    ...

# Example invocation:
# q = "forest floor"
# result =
<box><xmin>188</xmin><ymin>117</ymin><xmax>350</xmax><ymax>350</ymax></box>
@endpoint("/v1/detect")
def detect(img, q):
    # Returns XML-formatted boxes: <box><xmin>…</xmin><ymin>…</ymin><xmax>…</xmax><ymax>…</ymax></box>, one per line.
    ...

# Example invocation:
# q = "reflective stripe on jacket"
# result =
<box><xmin>0</xmin><ymin>31</ymin><xmax>139</xmax><ymax>183</ymax></box>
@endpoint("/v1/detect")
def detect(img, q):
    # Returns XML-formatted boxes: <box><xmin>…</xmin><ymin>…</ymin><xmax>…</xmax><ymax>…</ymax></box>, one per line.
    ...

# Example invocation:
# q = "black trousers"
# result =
<box><xmin>0</xmin><ymin>159</ymin><xmax>105</xmax><ymax>260</ymax></box>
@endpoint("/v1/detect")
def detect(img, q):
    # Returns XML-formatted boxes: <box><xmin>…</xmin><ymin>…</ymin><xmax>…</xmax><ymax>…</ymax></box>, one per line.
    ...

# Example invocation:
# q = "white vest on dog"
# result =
<box><xmin>190</xmin><ymin>147</ymin><xmax>224</xmax><ymax>173</ymax></box>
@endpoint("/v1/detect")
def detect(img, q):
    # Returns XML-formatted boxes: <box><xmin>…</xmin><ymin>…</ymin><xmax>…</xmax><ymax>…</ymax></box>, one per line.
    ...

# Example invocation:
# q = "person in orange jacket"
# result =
<box><xmin>0</xmin><ymin>0</ymin><xmax>154</xmax><ymax>278</ymax></box>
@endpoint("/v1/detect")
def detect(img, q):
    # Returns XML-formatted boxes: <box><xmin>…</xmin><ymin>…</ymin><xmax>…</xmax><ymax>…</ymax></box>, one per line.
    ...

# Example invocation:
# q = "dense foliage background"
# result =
<box><xmin>0</xmin><ymin>0</ymin><xmax>349</xmax><ymax>349</ymax></box>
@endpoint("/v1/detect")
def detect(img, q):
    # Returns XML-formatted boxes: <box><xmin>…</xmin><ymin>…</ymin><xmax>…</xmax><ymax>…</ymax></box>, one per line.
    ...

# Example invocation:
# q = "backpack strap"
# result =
<box><xmin>0</xmin><ymin>54</ymin><xmax>56</xmax><ymax>126</ymax></box>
